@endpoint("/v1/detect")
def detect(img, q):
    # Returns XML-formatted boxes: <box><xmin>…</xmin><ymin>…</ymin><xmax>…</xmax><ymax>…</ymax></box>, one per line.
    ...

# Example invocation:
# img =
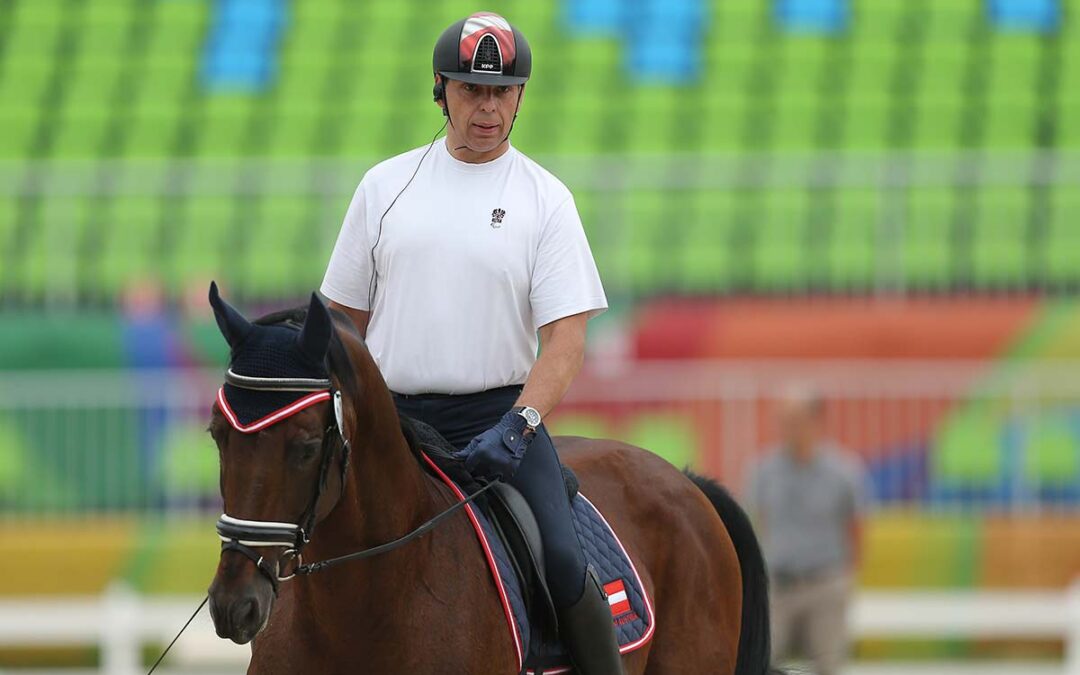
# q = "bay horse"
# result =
<box><xmin>206</xmin><ymin>285</ymin><xmax>774</xmax><ymax>674</ymax></box>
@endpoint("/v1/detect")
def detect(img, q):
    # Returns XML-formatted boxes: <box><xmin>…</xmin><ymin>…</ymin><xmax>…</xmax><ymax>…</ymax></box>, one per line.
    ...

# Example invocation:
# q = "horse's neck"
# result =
<box><xmin>289</xmin><ymin>406</ymin><xmax>450</xmax><ymax>632</ymax></box>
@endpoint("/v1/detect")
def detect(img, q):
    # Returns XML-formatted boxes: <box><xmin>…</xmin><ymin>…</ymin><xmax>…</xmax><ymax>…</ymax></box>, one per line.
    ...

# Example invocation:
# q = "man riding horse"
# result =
<box><xmin>320</xmin><ymin>11</ymin><xmax>620</xmax><ymax>673</ymax></box>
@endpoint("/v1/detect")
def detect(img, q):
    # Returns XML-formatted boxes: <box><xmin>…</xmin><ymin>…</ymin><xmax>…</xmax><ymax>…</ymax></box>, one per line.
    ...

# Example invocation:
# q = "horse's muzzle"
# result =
<box><xmin>208</xmin><ymin>553</ymin><xmax>274</xmax><ymax>644</ymax></box>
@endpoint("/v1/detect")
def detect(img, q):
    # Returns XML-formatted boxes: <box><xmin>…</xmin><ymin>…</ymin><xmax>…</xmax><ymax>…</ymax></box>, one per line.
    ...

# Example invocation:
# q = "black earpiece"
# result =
<box><xmin>433</xmin><ymin>76</ymin><xmax>448</xmax><ymax>117</ymax></box>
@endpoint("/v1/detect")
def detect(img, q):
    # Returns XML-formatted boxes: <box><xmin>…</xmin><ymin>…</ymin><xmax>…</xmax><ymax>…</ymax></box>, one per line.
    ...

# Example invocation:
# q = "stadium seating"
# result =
<box><xmin>1</xmin><ymin>0</ymin><xmax>1079</xmax><ymax>303</ymax></box>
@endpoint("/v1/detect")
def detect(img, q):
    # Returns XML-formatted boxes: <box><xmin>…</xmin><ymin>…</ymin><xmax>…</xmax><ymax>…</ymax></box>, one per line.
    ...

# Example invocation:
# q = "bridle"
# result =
<box><xmin>214</xmin><ymin>367</ymin><xmax>497</xmax><ymax>594</ymax></box>
<box><xmin>215</xmin><ymin>368</ymin><xmax>351</xmax><ymax>594</ymax></box>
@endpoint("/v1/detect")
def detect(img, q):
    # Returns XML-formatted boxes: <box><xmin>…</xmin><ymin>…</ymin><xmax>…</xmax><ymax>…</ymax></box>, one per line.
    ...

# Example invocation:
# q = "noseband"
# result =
<box><xmin>215</xmin><ymin>368</ymin><xmax>351</xmax><ymax>594</ymax></box>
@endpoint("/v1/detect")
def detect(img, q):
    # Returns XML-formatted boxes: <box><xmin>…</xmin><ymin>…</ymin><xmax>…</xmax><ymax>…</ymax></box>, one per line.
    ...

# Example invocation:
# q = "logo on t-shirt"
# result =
<box><xmin>490</xmin><ymin>208</ymin><xmax>506</xmax><ymax>228</ymax></box>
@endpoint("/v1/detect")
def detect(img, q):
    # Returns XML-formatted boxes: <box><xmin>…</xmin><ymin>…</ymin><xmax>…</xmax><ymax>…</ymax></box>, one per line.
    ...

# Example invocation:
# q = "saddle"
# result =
<box><xmin>401</xmin><ymin>416</ymin><xmax>655</xmax><ymax>674</ymax></box>
<box><xmin>401</xmin><ymin>416</ymin><xmax>568</xmax><ymax>628</ymax></box>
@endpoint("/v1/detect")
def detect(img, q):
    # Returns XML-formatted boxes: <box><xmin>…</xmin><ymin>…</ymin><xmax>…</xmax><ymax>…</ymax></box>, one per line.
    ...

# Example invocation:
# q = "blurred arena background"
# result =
<box><xmin>2</xmin><ymin>0</ymin><xmax>1080</xmax><ymax>673</ymax></box>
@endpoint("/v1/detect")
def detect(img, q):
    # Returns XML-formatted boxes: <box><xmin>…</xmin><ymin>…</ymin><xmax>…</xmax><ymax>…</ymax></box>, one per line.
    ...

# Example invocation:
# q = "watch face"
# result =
<box><xmin>521</xmin><ymin>407</ymin><xmax>541</xmax><ymax>428</ymax></box>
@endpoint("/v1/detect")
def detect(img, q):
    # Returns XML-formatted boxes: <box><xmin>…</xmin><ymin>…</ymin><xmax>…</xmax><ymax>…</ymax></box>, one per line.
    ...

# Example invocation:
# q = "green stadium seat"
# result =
<box><xmin>62</xmin><ymin>61</ymin><xmax>125</xmax><ymax>107</ymax></box>
<box><xmin>0</xmin><ymin>61</ymin><xmax>53</xmax><ymax>111</ymax></box>
<box><xmin>0</xmin><ymin>106</ymin><xmax>38</xmax><ymax>158</ymax></box>
<box><xmin>2</xmin><ymin>16</ymin><xmax>63</xmax><ymax>68</ymax></box>
<box><xmin>972</xmin><ymin>189</ymin><xmax>1029</xmax><ymax>288</ymax></box>
<box><xmin>986</xmin><ymin>36</ymin><xmax>1042</xmax><ymax>104</ymax></box>
<box><xmin>143</xmin><ymin>2</ymin><xmax>207</xmax><ymax>58</ymax></box>
<box><xmin>679</xmin><ymin>191</ymin><xmax>739</xmax><ymax>292</ymax></box>
<box><xmin>904</xmin><ymin>189</ymin><xmax>955</xmax><ymax>290</ymax></box>
<box><xmin>829</xmin><ymin>190</ymin><xmax>879</xmax><ymax>289</ymax></box>
<box><xmin>754</xmin><ymin>191</ymin><xmax>809</xmax><ymax>291</ymax></box>
<box><xmin>622</xmin><ymin>191</ymin><xmax>669</xmax><ymax>292</ymax></box>
<box><xmin>772</xmin><ymin>95</ymin><xmax>821</xmax><ymax>151</ymax></box>
<box><xmin>624</xmin><ymin>86</ymin><xmax>681</xmax><ymax>154</ymax></box>
<box><xmin>98</xmin><ymin>197</ymin><xmax>164</xmax><ymax>298</ymax></box>
<box><xmin>923</xmin><ymin>2</ymin><xmax>983</xmax><ymax>41</ymax></box>
<box><xmin>169</xmin><ymin>197</ymin><xmax>235</xmax><ymax>292</ymax></box>
<box><xmin>123</xmin><ymin>110</ymin><xmax>183</xmax><ymax>157</ymax></box>
<box><xmin>697</xmin><ymin>98</ymin><xmax>748</xmax><ymax>152</ymax></box>
<box><xmin>984</xmin><ymin>100</ymin><xmax>1038</xmax><ymax>148</ymax></box>
<box><xmin>51</xmin><ymin>106</ymin><xmax>113</xmax><ymax>158</ymax></box>
<box><xmin>933</xmin><ymin>407</ymin><xmax>1002</xmax><ymax>485</ymax></box>
<box><xmin>712</xmin><ymin>0</ymin><xmax>769</xmax><ymax>43</ymax></box>
<box><xmin>194</xmin><ymin>96</ymin><xmax>258</xmax><ymax>157</ymax></box>
<box><xmin>239</xmin><ymin>197</ymin><xmax>313</xmax><ymax>296</ymax></box>
<box><xmin>132</xmin><ymin>59</ymin><xmax>193</xmax><ymax>110</ymax></box>
<box><xmin>267</xmin><ymin>109</ymin><xmax>321</xmax><ymax>156</ymax></box>
<box><xmin>1024</xmin><ymin>414</ymin><xmax>1079</xmax><ymax>487</ymax></box>
<box><xmin>1057</xmin><ymin>98</ymin><xmax>1080</xmax><ymax>148</ymax></box>
<box><xmin>844</xmin><ymin>96</ymin><xmax>891</xmax><ymax>149</ymax></box>
<box><xmin>913</xmin><ymin>96</ymin><xmax>964</xmax><ymax>148</ymax></box>
<box><xmin>1046</xmin><ymin>189</ymin><xmax>1080</xmax><ymax>287</ymax></box>
<box><xmin>15</xmin><ymin>198</ymin><xmax>91</xmax><ymax>302</ymax></box>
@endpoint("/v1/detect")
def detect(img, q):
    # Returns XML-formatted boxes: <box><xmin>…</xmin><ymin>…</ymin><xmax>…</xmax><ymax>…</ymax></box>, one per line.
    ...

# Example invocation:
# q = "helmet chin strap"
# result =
<box><xmin>450</xmin><ymin>85</ymin><xmax>524</xmax><ymax>153</ymax></box>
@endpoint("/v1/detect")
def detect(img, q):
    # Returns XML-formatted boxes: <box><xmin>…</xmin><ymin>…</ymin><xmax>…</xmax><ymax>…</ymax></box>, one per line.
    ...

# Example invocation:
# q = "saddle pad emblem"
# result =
<box><xmin>604</xmin><ymin>579</ymin><xmax>633</xmax><ymax>619</ymax></box>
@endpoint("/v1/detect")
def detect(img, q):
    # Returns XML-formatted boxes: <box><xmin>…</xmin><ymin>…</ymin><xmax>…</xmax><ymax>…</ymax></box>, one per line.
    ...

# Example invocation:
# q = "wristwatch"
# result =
<box><xmin>511</xmin><ymin>405</ymin><xmax>542</xmax><ymax>430</ymax></box>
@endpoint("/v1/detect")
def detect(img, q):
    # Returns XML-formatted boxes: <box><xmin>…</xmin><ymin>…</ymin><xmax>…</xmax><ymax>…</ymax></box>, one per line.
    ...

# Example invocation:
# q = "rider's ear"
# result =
<box><xmin>297</xmin><ymin>293</ymin><xmax>332</xmax><ymax>366</ymax></box>
<box><xmin>208</xmin><ymin>280</ymin><xmax>254</xmax><ymax>349</ymax></box>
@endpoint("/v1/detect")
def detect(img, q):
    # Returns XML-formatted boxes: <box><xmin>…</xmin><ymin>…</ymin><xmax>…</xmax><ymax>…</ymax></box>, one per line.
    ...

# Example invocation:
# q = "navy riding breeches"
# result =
<box><xmin>392</xmin><ymin>386</ymin><xmax>588</xmax><ymax>609</ymax></box>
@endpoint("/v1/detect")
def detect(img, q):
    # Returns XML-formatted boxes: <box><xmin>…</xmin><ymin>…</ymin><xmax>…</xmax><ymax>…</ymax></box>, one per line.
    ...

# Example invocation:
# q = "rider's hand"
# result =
<box><xmin>457</xmin><ymin>410</ymin><xmax>535</xmax><ymax>482</ymax></box>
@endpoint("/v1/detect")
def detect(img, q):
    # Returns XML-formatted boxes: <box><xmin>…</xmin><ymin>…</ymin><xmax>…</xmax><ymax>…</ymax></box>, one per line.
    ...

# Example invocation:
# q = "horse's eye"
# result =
<box><xmin>292</xmin><ymin>439</ymin><xmax>322</xmax><ymax>464</ymax></box>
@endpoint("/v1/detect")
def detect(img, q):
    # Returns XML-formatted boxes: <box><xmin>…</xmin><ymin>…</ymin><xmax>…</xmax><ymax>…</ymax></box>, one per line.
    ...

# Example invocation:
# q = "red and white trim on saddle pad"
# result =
<box><xmin>420</xmin><ymin>453</ymin><xmax>524</xmax><ymax>671</ymax></box>
<box><xmin>215</xmin><ymin>387</ymin><xmax>331</xmax><ymax>434</ymax></box>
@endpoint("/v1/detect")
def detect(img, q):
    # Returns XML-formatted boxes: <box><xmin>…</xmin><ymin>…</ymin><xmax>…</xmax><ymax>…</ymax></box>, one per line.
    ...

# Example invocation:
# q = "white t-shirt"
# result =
<box><xmin>320</xmin><ymin>139</ymin><xmax>608</xmax><ymax>395</ymax></box>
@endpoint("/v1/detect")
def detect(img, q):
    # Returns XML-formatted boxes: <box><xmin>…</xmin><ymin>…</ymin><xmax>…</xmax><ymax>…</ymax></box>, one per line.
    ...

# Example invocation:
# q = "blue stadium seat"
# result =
<box><xmin>201</xmin><ymin>0</ymin><xmax>288</xmax><ymax>92</ymax></box>
<box><xmin>987</xmin><ymin>0</ymin><xmax>1061</xmax><ymax>33</ymax></box>
<box><xmin>775</xmin><ymin>0</ymin><xmax>850</xmax><ymax>34</ymax></box>
<box><xmin>564</xmin><ymin>0</ymin><xmax>625</xmax><ymax>35</ymax></box>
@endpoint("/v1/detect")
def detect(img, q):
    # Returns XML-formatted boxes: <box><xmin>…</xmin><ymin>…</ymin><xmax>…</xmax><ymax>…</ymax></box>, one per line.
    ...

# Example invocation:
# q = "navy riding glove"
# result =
<box><xmin>457</xmin><ymin>410</ymin><xmax>535</xmax><ymax>482</ymax></box>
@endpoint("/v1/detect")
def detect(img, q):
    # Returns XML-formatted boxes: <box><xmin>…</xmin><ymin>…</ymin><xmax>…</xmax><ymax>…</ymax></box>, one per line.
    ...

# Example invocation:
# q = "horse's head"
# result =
<box><xmin>205</xmin><ymin>282</ymin><xmax>353</xmax><ymax>644</ymax></box>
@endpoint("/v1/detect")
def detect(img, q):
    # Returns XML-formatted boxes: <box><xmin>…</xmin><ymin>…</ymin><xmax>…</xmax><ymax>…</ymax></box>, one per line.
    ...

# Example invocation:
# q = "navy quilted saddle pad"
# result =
<box><xmin>421</xmin><ymin>453</ymin><xmax>654</xmax><ymax>674</ymax></box>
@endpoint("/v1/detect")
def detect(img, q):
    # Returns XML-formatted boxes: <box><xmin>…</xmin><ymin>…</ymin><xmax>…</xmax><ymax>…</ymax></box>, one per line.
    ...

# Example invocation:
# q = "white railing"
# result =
<box><xmin>2</xmin><ymin>581</ymin><xmax>1078</xmax><ymax>675</ymax></box>
<box><xmin>2</xmin><ymin>361</ymin><xmax>1080</xmax><ymax>517</ymax></box>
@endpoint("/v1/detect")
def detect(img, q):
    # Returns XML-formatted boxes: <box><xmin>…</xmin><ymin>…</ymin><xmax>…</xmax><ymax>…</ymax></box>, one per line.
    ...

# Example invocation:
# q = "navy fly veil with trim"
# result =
<box><xmin>209</xmin><ymin>281</ymin><xmax>333</xmax><ymax>430</ymax></box>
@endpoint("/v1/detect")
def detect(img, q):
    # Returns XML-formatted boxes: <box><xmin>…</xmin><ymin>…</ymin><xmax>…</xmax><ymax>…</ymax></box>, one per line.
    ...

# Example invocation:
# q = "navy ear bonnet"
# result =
<box><xmin>209</xmin><ymin>281</ymin><xmax>334</xmax><ymax>433</ymax></box>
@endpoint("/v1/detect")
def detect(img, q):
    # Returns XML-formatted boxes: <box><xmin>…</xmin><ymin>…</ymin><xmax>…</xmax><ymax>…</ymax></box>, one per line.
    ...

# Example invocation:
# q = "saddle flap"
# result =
<box><xmin>487</xmin><ymin>482</ymin><xmax>559</xmax><ymax>631</ymax></box>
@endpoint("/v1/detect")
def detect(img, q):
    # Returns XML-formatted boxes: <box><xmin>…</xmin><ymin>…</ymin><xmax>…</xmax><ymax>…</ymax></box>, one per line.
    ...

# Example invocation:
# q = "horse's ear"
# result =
<box><xmin>208</xmin><ymin>281</ymin><xmax>253</xmax><ymax>349</ymax></box>
<box><xmin>297</xmin><ymin>292</ymin><xmax>332</xmax><ymax>365</ymax></box>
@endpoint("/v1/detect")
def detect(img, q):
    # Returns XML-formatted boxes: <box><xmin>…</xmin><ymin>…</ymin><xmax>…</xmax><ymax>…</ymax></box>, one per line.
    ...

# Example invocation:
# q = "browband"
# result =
<box><xmin>225</xmin><ymin>368</ymin><xmax>332</xmax><ymax>392</ymax></box>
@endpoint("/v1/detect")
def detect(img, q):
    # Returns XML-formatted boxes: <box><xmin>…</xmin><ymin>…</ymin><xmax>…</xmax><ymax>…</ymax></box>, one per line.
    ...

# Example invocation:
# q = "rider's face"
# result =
<box><xmin>439</xmin><ymin>77</ymin><xmax>523</xmax><ymax>159</ymax></box>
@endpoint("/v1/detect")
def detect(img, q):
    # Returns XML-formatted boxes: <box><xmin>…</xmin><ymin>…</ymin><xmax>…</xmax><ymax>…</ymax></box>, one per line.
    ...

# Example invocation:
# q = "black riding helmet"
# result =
<box><xmin>433</xmin><ymin>12</ymin><xmax>532</xmax><ymax>87</ymax></box>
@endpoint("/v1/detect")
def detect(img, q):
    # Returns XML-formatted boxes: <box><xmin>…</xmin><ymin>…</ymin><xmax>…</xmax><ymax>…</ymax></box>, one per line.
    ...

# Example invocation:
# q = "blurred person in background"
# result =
<box><xmin>745</xmin><ymin>384</ymin><xmax>868</xmax><ymax>675</ymax></box>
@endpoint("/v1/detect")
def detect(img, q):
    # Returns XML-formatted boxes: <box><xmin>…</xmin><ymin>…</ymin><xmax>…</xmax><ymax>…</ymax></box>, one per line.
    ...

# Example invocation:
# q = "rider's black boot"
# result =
<box><xmin>558</xmin><ymin>565</ymin><xmax>624</xmax><ymax>675</ymax></box>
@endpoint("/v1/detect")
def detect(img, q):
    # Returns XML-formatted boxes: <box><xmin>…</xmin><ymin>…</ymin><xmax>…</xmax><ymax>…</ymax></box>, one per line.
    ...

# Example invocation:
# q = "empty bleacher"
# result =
<box><xmin>0</xmin><ymin>0</ymin><xmax>1078</xmax><ymax>305</ymax></box>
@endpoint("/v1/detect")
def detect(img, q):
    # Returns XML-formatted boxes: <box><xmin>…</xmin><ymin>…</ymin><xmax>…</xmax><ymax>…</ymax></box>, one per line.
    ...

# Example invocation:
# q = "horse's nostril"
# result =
<box><xmin>233</xmin><ymin>596</ymin><xmax>260</xmax><ymax>629</ymax></box>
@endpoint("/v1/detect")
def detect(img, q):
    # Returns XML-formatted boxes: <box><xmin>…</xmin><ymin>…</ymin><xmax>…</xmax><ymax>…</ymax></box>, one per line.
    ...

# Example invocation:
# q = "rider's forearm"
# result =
<box><xmin>515</xmin><ymin>312</ymin><xmax>588</xmax><ymax>419</ymax></box>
